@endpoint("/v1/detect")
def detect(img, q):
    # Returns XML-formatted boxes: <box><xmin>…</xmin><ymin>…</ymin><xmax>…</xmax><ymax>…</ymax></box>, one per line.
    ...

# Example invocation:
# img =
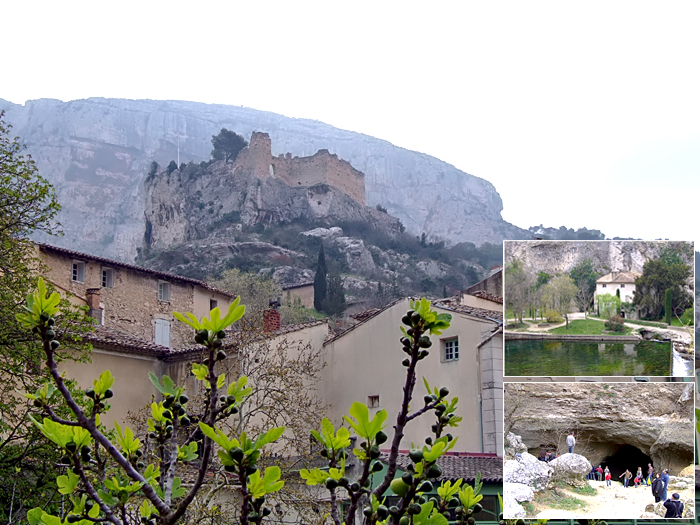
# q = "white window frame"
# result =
<box><xmin>443</xmin><ymin>337</ymin><xmax>459</xmax><ymax>362</ymax></box>
<box><xmin>210</xmin><ymin>299</ymin><xmax>218</xmax><ymax>310</ymax></box>
<box><xmin>158</xmin><ymin>281</ymin><xmax>170</xmax><ymax>302</ymax></box>
<box><xmin>102</xmin><ymin>267</ymin><xmax>114</xmax><ymax>288</ymax></box>
<box><xmin>72</xmin><ymin>260</ymin><xmax>86</xmax><ymax>283</ymax></box>
<box><xmin>154</xmin><ymin>318</ymin><xmax>171</xmax><ymax>348</ymax></box>
<box><xmin>368</xmin><ymin>395</ymin><xmax>380</xmax><ymax>408</ymax></box>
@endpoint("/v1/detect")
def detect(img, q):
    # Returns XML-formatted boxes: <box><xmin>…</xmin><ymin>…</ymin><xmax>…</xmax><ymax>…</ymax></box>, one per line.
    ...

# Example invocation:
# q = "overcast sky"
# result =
<box><xmin>4</xmin><ymin>1</ymin><xmax>698</xmax><ymax>248</ymax></box>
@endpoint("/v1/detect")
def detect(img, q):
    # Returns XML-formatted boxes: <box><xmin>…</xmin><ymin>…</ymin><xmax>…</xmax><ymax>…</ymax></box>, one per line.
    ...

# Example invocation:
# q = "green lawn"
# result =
<box><xmin>548</xmin><ymin>318</ymin><xmax>632</xmax><ymax>335</ymax></box>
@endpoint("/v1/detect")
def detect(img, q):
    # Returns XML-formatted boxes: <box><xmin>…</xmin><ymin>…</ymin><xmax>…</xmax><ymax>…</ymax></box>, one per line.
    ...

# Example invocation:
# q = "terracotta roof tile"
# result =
<box><xmin>382</xmin><ymin>452</ymin><xmax>502</xmax><ymax>483</ymax></box>
<box><xmin>433</xmin><ymin>297</ymin><xmax>503</xmax><ymax>322</ymax></box>
<box><xmin>86</xmin><ymin>326</ymin><xmax>170</xmax><ymax>357</ymax></box>
<box><xmin>470</xmin><ymin>290</ymin><xmax>503</xmax><ymax>304</ymax></box>
<box><xmin>596</xmin><ymin>271</ymin><xmax>641</xmax><ymax>284</ymax></box>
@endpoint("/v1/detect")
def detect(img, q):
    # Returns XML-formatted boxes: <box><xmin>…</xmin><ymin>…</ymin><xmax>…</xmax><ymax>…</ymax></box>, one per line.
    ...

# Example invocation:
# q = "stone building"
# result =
<box><xmin>234</xmin><ymin>132</ymin><xmax>366</xmax><ymax>205</ymax></box>
<box><xmin>37</xmin><ymin>243</ymin><xmax>235</xmax><ymax>351</ymax></box>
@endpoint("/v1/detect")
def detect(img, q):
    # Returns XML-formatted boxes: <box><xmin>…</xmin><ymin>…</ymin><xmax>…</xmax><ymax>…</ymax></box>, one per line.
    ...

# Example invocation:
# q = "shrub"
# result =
<box><xmin>543</xmin><ymin>309</ymin><xmax>563</xmax><ymax>323</ymax></box>
<box><xmin>605</xmin><ymin>315</ymin><xmax>626</xmax><ymax>332</ymax></box>
<box><xmin>680</xmin><ymin>307</ymin><xmax>694</xmax><ymax>326</ymax></box>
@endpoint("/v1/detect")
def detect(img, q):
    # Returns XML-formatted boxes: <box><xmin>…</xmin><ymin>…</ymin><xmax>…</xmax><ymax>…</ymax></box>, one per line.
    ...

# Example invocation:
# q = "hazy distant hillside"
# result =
<box><xmin>0</xmin><ymin>97</ymin><xmax>527</xmax><ymax>261</ymax></box>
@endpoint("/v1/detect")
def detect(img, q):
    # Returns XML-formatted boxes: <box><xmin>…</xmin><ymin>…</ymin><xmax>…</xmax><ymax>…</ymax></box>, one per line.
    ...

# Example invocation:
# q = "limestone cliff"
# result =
<box><xmin>0</xmin><ymin>97</ymin><xmax>527</xmax><ymax>261</ymax></box>
<box><xmin>504</xmin><ymin>240</ymin><xmax>694</xmax><ymax>276</ymax></box>
<box><xmin>506</xmin><ymin>383</ymin><xmax>694</xmax><ymax>474</ymax></box>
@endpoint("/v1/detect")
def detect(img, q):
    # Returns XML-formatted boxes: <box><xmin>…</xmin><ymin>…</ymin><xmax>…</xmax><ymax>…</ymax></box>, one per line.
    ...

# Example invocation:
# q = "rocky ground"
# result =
<box><xmin>532</xmin><ymin>478</ymin><xmax>694</xmax><ymax>520</ymax></box>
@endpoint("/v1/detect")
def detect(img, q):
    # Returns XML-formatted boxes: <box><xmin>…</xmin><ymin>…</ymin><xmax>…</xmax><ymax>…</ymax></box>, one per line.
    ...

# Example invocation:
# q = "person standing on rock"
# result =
<box><xmin>596</xmin><ymin>465</ymin><xmax>603</xmax><ymax>481</ymax></box>
<box><xmin>663</xmin><ymin>493</ymin><xmax>684</xmax><ymax>518</ymax></box>
<box><xmin>645</xmin><ymin>463</ymin><xmax>653</xmax><ymax>486</ymax></box>
<box><xmin>659</xmin><ymin>468</ymin><xmax>670</xmax><ymax>501</ymax></box>
<box><xmin>604</xmin><ymin>467</ymin><xmax>611</xmax><ymax>487</ymax></box>
<box><xmin>652</xmin><ymin>472</ymin><xmax>663</xmax><ymax>502</ymax></box>
<box><xmin>566</xmin><ymin>431</ymin><xmax>576</xmax><ymax>453</ymax></box>
<box><xmin>619</xmin><ymin>469</ymin><xmax>632</xmax><ymax>488</ymax></box>
<box><xmin>588</xmin><ymin>465</ymin><xmax>596</xmax><ymax>480</ymax></box>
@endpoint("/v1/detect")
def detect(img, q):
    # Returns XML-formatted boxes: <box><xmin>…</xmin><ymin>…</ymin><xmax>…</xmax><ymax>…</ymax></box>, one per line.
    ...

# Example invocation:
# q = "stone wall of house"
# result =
<box><xmin>40</xmin><ymin>247</ymin><xmax>200</xmax><ymax>350</ymax></box>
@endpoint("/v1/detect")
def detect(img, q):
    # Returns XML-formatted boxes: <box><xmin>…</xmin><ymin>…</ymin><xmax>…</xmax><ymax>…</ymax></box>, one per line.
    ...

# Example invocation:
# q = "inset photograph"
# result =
<box><xmin>503</xmin><ymin>240</ymin><xmax>694</xmax><ymax>377</ymax></box>
<box><xmin>503</xmin><ymin>382</ymin><xmax>695</xmax><ymax>519</ymax></box>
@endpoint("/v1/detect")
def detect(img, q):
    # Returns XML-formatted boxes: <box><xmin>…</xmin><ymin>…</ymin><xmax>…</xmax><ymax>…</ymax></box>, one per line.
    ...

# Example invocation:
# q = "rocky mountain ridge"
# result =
<box><xmin>0</xmin><ymin>97</ymin><xmax>528</xmax><ymax>261</ymax></box>
<box><xmin>504</xmin><ymin>240</ymin><xmax>694</xmax><ymax>276</ymax></box>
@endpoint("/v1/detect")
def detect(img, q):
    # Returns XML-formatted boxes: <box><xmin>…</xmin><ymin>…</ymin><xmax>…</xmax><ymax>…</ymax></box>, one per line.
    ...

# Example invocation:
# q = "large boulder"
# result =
<box><xmin>644</xmin><ymin>497</ymin><xmax>694</xmax><ymax>518</ymax></box>
<box><xmin>549</xmin><ymin>453</ymin><xmax>592</xmax><ymax>487</ymax></box>
<box><xmin>504</xmin><ymin>482</ymin><xmax>534</xmax><ymax>503</ymax></box>
<box><xmin>502</xmin><ymin>493</ymin><xmax>527</xmax><ymax>519</ymax></box>
<box><xmin>504</xmin><ymin>432</ymin><xmax>527</xmax><ymax>457</ymax></box>
<box><xmin>504</xmin><ymin>452</ymin><xmax>553</xmax><ymax>491</ymax></box>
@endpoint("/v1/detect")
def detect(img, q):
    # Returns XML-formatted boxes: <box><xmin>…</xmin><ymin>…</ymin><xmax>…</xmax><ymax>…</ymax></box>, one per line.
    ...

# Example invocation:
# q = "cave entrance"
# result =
<box><xmin>599</xmin><ymin>445</ymin><xmax>653</xmax><ymax>483</ymax></box>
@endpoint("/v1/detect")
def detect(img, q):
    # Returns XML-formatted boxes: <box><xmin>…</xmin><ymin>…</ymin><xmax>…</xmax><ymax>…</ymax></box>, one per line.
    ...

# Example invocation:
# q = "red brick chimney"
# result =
<box><xmin>263</xmin><ymin>309</ymin><xmax>281</xmax><ymax>332</ymax></box>
<box><xmin>86</xmin><ymin>288</ymin><xmax>103</xmax><ymax>324</ymax></box>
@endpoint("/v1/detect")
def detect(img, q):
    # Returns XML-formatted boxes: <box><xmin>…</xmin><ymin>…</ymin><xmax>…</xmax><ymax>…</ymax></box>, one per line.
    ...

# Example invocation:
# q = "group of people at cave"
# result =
<box><xmin>548</xmin><ymin>432</ymin><xmax>683</xmax><ymax>518</ymax></box>
<box><xmin>583</xmin><ymin>460</ymin><xmax>682</xmax><ymax>517</ymax></box>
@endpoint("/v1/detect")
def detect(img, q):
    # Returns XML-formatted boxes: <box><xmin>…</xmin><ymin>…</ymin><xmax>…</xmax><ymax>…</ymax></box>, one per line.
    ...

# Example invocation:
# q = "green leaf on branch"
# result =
<box><xmin>458</xmin><ymin>484</ymin><xmax>483</xmax><ymax>510</ymax></box>
<box><xmin>412</xmin><ymin>501</ymin><xmax>449</xmax><ymax>525</ymax></box>
<box><xmin>299</xmin><ymin>468</ymin><xmax>329</xmax><ymax>485</ymax></box>
<box><xmin>437</xmin><ymin>479</ymin><xmax>462</xmax><ymax>500</ymax></box>
<box><xmin>311</xmin><ymin>417</ymin><xmax>351</xmax><ymax>451</ymax></box>
<box><xmin>148</xmin><ymin>372</ymin><xmax>179</xmax><ymax>396</ymax></box>
<box><xmin>171</xmin><ymin>477</ymin><xmax>187</xmax><ymax>499</ymax></box>
<box><xmin>343</xmin><ymin>402</ymin><xmax>387</xmax><ymax>439</ymax></box>
<box><xmin>177</xmin><ymin>442</ymin><xmax>198</xmax><ymax>462</ymax></box>
<box><xmin>57</xmin><ymin>470</ymin><xmax>80</xmax><ymax>495</ymax></box>
<box><xmin>174</xmin><ymin>297</ymin><xmax>245</xmax><ymax>333</ymax></box>
<box><xmin>198</xmin><ymin>422</ymin><xmax>240</xmax><ymax>451</ymax></box>
<box><xmin>93</xmin><ymin>370</ymin><xmax>115</xmax><ymax>396</ymax></box>
<box><xmin>227</xmin><ymin>376</ymin><xmax>253</xmax><ymax>405</ymax></box>
<box><xmin>114</xmin><ymin>421</ymin><xmax>140</xmax><ymax>455</ymax></box>
<box><xmin>248</xmin><ymin>466</ymin><xmax>284</xmax><ymax>499</ymax></box>
<box><xmin>16</xmin><ymin>277</ymin><xmax>62</xmax><ymax>328</ymax></box>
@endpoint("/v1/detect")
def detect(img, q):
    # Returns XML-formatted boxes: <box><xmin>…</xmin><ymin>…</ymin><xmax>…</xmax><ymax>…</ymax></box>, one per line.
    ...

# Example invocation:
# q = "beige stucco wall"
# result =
<box><xmin>284</xmin><ymin>285</ymin><xmax>314</xmax><ymax>309</ymax></box>
<box><xmin>193</xmin><ymin>287</ymin><xmax>234</xmax><ymax>319</ymax></box>
<box><xmin>323</xmin><ymin>299</ymin><xmax>499</xmax><ymax>455</ymax></box>
<box><xmin>596</xmin><ymin>282</ymin><xmax>636</xmax><ymax>303</ymax></box>
<box><xmin>459</xmin><ymin>294</ymin><xmax>502</xmax><ymax>312</ymax></box>
<box><xmin>60</xmin><ymin>348</ymin><xmax>165</xmax><ymax>427</ymax></box>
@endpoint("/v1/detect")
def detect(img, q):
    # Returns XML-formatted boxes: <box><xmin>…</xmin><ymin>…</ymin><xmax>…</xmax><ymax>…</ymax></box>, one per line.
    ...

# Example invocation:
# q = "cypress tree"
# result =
<box><xmin>313</xmin><ymin>245</ymin><xmax>327</xmax><ymax>311</ymax></box>
<box><xmin>664</xmin><ymin>288</ymin><xmax>672</xmax><ymax>325</ymax></box>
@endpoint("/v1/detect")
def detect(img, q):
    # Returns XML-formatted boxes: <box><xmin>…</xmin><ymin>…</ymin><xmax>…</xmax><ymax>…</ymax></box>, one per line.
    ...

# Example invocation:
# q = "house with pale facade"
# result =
<box><xmin>595</xmin><ymin>271</ymin><xmax>641</xmax><ymax>304</ymax></box>
<box><xmin>322</xmin><ymin>296</ymin><xmax>503</xmax><ymax>456</ymax></box>
<box><xmin>34</xmin><ymin>243</ymin><xmax>330</xmax><ymax>426</ymax></box>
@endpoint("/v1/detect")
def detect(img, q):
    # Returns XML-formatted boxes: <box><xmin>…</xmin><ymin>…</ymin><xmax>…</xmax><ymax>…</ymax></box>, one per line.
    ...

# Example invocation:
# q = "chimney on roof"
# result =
<box><xmin>263</xmin><ymin>309</ymin><xmax>281</xmax><ymax>333</ymax></box>
<box><xmin>86</xmin><ymin>288</ymin><xmax>103</xmax><ymax>324</ymax></box>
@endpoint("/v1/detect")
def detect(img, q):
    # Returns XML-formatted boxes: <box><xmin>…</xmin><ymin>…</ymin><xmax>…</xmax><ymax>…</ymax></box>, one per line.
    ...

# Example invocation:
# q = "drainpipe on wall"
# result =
<box><xmin>478</xmin><ymin>394</ymin><xmax>483</xmax><ymax>453</ymax></box>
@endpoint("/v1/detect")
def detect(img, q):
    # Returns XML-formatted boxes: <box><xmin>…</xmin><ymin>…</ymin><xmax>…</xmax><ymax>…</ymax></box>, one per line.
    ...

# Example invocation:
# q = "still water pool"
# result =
<box><xmin>504</xmin><ymin>339</ymin><xmax>672</xmax><ymax>376</ymax></box>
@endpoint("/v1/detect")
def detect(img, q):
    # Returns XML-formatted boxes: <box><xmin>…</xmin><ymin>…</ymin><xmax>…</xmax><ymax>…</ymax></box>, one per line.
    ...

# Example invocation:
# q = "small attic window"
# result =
<box><xmin>158</xmin><ymin>281</ymin><xmax>170</xmax><ymax>302</ymax></box>
<box><xmin>368</xmin><ymin>395</ymin><xmax>380</xmax><ymax>408</ymax></box>
<box><xmin>102</xmin><ymin>267</ymin><xmax>114</xmax><ymax>288</ymax></box>
<box><xmin>72</xmin><ymin>261</ymin><xmax>86</xmax><ymax>283</ymax></box>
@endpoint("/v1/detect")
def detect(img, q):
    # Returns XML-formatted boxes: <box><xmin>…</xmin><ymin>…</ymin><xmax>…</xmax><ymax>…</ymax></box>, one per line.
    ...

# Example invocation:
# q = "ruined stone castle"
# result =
<box><xmin>233</xmin><ymin>132</ymin><xmax>365</xmax><ymax>205</ymax></box>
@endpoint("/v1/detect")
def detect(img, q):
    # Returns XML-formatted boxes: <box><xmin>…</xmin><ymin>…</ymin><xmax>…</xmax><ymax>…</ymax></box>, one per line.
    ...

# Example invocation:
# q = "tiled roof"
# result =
<box><xmin>470</xmin><ymin>290</ymin><xmax>503</xmax><ymax>305</ymax></box>
<box><xmin>86</xmin><ymin>326</ymin><xmax>170</xmax><ymax>357</ymax></box>
<box><xmin>38</xmin><ymin>243</ymin><xmax>235</xmax><ymax>298</ymax></box>
<box><xmin>433</xmin><ymin>297</ymin><xmax>503</xmax><ymax>322</ymax></box>
<box><xmin>596</xmin><ymin>271</ymin><xmax>641</xmax><ymax>284</ymax></box>
<box><xmin>383</xmin><ymin>452</ymin><xmax>502</xmax><ymax>483</ymax></box>
<box><xmin>350</xmin><ymin>308</ymin><xmax>382</xmax><ymax>322</ymax></box>
<box><xmin>165</xmin><ymin>319</ymin><xmax>329</xmax><ymax>360</ymax></box>
<box><xmin>324</xmin><ymin>297</ymin><xmax>405</xmax><ymax>346</ymax></box>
